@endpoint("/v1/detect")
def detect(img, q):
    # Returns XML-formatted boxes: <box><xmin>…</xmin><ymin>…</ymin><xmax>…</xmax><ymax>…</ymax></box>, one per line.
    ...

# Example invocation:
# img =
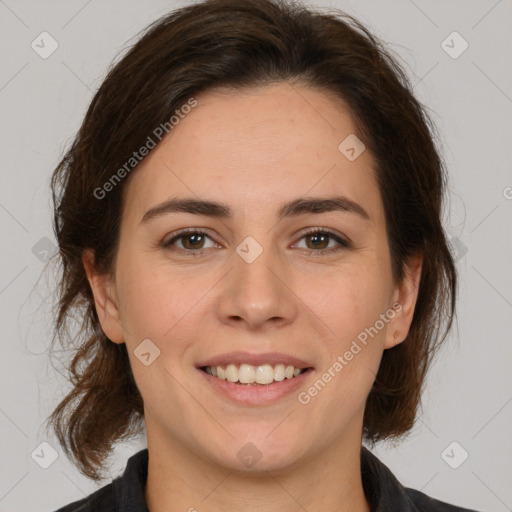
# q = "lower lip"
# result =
<box><xmin>197</xmin><ymin>367</ymin><xmax>314</xmax><ymax>405</ymax></box>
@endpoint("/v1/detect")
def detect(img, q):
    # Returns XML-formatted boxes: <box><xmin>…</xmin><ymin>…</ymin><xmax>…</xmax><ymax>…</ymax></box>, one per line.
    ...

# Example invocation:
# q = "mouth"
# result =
<box><xmin>194</xmin><ymin>351</ymin><xmax>315</xmax><ymax>404</ymax></box>
<box><xmin>197</xmin><ymin>364</ymin><xmax>314</xmax><ymax>405</ymax></box>
<box><xmin>199</xmin><ymin>363</ymin><xmax>313</xmax><ymax>386</ymax></box>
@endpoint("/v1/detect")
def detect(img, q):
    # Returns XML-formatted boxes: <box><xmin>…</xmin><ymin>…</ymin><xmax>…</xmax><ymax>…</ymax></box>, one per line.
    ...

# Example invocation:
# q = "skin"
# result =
<box><xmin>83</xmin><ymin>81</ymin><xmax>422</xmax><ymax>512</ymax></box>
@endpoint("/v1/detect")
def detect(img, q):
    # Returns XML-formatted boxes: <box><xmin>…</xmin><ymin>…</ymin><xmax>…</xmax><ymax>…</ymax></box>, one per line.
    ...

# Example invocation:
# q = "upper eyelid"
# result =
<box><xmin>164</xmin><ymin>228</ymin><xmax>218</xmax><ymax>244</ymax></box>
<box><xmin>164</xmin><ymin>227</ymin><xmax>351</xmax><ymax>248</ymax></box>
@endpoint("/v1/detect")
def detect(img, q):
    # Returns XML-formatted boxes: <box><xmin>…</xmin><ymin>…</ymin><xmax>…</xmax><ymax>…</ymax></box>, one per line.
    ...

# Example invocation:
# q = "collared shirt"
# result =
<box><xmin>55</xmin><ymin>446</ymin><xmax>479</xmax><ymax>511</ymax></box>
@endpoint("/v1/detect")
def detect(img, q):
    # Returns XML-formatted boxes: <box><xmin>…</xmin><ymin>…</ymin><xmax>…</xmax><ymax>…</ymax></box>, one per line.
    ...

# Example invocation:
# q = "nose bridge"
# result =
<box><xmin>218</xmin><ymin>232</ymin><xmax>295</xmax><ymax>329</ymax></box>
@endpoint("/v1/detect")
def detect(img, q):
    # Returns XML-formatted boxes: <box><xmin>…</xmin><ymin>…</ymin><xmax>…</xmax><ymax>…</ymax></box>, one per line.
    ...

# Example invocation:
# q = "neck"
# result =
<box><xmin>144</xmin><ymin>420</ymin><xmax>371</xmax><ymax>512</ymax></box>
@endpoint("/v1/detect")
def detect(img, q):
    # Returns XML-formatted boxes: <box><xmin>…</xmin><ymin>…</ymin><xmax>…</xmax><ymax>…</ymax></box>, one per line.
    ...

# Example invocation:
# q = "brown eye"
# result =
<box><xmin>304</xmin><ymin>232</ymin><xmax>330</xmax><ymax>250</ymax></box>
<box><xmin>163</xmin><ymin>227</ymin><xmax>351</xmax><ymax>256</ymax></box>
<box><xmin>293</xmin><ymin>228</ymin><xmax>351</xmax><ymax>255</ymax></box>
<box><xmin>163</xmin><ymin>230</ymin><xmax>216</xmax><ymax>252</ymax></box>
<box><xmin>179</xmin><ymin>233</ymin><xmax>206</xmax><ymax>250</ymax></box>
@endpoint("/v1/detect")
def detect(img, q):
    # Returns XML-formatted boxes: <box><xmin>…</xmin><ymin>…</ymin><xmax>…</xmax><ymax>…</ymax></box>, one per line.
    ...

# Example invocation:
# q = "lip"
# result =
<box><xmin>197</xmin><ymin>366</ymin><xmax>315</xmax><ymax>405</ymax></box>
<box><xmin>195</xmin><ymin>351</ymin><xmax>314</xmax><ymax>370</ymax></box>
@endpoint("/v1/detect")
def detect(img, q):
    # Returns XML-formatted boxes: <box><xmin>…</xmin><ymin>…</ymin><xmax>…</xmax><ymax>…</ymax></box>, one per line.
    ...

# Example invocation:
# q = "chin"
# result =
<box><xmin>204</xmin><ymin>434</ymin><xmax>307</xmax><ymax>474</ymax></box>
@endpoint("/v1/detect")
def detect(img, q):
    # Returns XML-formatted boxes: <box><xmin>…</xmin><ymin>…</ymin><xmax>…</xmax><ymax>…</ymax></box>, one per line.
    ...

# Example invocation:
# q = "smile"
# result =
<box><xmin>198</xmin><ymin>365</ymin><xmax>314</xmax><ymax>405</ymax></box>
<box><xmin>202</xmin><ymin>363</ymin><xmax>308</xmax><ymax>385</ymax></box>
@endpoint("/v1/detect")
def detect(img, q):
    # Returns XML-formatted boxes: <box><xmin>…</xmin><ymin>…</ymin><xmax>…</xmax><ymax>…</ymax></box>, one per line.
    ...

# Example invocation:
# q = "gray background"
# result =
<box><xmin>0</xmin><ymin>0</ymin><xmax>511</xmax><ymax>511</ymax></box>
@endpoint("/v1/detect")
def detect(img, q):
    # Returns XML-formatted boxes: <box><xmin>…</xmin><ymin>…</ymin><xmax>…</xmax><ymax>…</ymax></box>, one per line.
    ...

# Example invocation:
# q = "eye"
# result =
<box><xmin>162</xmin><ymin>227</ymin><xmax>351</xmax><ymax>256</ymax></box>
<box><xmin>163</xmin><ymin>229</ymin><xmax>218</xmax><ymax>253</ymax></box>
<box><xmin>292</xmin><ymin>227</ymin><xmax>351</xmax><ymax>256</ymax></box>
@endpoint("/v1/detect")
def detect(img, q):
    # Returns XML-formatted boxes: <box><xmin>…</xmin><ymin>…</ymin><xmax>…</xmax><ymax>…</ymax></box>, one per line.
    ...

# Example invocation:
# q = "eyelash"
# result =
<box><xmin>162</xmin><ymin>227</ymin><xmax>352</xmax><ymax>256</ymax></box>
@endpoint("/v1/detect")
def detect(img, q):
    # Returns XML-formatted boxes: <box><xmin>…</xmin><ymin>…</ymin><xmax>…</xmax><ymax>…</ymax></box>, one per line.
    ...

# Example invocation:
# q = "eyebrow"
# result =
<box><xmin>141</xmin><ymin>195</ymin><xmax>371</xmax><ymax>224</ymax></box>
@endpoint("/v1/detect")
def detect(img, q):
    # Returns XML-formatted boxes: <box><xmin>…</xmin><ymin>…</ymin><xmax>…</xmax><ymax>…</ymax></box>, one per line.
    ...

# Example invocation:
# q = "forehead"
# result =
<box><xmin>122</xmin><ymin>82</ymin><xmax>382</xmax><ymax>225</ymax></box>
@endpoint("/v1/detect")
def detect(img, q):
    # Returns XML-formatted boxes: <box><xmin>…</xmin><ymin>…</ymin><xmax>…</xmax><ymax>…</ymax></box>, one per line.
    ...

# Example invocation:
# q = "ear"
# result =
<box><xmin>384</xmin><ymin>252</ymin><xmax>423</xmax><ymax>349</ymax></box>
<box><xmin>82</xmin><ymin>249</ymin><xmax>125</xmax><ymax>344</ymax></box>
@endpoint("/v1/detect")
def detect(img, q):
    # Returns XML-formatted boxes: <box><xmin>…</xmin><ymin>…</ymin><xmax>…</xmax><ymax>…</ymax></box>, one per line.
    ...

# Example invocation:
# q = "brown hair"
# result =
<box><xmin>44</xmin><ymin>0</ymin><xmax>457</xmax><ymax>482</ymax></box>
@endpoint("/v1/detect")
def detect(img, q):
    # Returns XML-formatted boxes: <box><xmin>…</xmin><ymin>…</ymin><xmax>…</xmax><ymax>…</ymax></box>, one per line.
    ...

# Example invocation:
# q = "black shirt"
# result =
<box><xmin>54</xmin><ymin>446</ymin><xmax>479</xmax><ymax>511</ymax></box>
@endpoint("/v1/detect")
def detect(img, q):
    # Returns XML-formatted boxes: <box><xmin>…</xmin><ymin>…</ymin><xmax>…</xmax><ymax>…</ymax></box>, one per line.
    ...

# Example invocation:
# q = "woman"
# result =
<box><xmin>46</xmin><ymin>0</ymin><xmax>477</xmax><ymax>510</ymax></box>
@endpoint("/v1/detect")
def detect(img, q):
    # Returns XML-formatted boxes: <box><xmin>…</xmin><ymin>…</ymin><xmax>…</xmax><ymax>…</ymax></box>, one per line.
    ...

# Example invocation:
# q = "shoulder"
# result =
<box><xmin>54</xmin><ymin>480</ymin><xmax>117</xmax><ymax>512</ymax></box>
<box><xmin>405</xmin><ymin>487</ymin><xmax>481</xmax><ymax>512</ymax></box>
<box><xmin>53</xmin><ymin>448</ymin><xmax>149</xmax><ymax>512</ymax></box>
<box><xmin>361</xmin><ymin>445</ymin><xmax>479</xmax><ymax>512</ymax></box>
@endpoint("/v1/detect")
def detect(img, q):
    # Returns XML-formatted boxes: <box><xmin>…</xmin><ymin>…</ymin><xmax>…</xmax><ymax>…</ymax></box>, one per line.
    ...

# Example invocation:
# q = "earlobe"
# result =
<box><xmin>385</xmin><ymin>252</ymin><xmax>423</xmax><ymax>349</ymax></box>
<box><xmin>82</xmin><ymin>249</ymin><xmax>125</xmax><ymax>344</ymax></box>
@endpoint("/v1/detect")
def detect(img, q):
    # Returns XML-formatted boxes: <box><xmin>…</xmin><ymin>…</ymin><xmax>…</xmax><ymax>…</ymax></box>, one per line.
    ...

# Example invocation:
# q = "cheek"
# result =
<box><xmin>115</xmin><ymin>255</ymin><xmax>207</xmax><ymax>345</ymax></box>
<box><xmin>301</xmin><ymin>263</ymin><xmax>390</xmax><ymax>345</ymax></box>
<box><xmin>299</xmin><ymin>263</ymin><xmax>390</xmax><ymax>404</ymax></box>
<box><xmin>302</xmin><ymin>285</ymin><xmax>386</xmax><ymax>413</ymax></box>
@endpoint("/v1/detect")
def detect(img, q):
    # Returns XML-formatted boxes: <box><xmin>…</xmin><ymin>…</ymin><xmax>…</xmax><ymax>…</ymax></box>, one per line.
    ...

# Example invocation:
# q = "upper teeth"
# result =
<box><xmin>204</xmin><ymin>363</ymin><xmax>304</xmax><ymax>384</ymax></box>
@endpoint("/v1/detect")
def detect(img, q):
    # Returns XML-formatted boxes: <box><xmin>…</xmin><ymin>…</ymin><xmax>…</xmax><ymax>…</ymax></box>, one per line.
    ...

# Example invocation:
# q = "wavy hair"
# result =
<box><xmin>43</xmin><ymin>0</ymin><xmax>457</xmax><ymax>482</ymax></box>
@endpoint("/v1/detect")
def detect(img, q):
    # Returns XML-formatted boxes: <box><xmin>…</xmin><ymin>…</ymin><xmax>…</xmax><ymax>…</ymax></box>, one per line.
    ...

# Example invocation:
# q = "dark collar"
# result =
<box><xmin>107</xmin><ymin>446</ymin><xmax>475</xmax><ymax>512</ymax></box>
<box><xmin>361</xmin><ymin>445</ymin><xmax>416</xmax><ymax>511</ymax></box>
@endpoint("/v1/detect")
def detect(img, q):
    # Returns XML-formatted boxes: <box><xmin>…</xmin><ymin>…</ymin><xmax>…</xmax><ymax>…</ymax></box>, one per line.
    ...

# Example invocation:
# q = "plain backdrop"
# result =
<box><xmin>0</xmin><ymin>1</ymin><xmax>511</xmax><ymax>511</ymax></box>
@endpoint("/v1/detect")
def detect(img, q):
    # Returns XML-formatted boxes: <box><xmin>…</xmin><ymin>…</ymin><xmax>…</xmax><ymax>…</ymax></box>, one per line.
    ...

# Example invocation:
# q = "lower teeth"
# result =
<box><xmin>222</xmin><ymin>371</ymin><xmax>305</xmax><ymax>385</ymax></box>
<box><xmin>202</xmin><ymin>368</ymin><xmax>307</xmax><ymax>383</ymax></box>
<box><xmin>235</xmin><ymin>381</ymin><xmax>274</xmax><ymax>386</ymax></box>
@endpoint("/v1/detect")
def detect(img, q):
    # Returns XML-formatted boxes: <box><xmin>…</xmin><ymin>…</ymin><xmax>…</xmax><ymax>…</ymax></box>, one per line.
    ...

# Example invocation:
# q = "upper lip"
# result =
<box><xmin>196</xmin><ymin>351</ymin><xmax>314</xmax><ymax>369</ymax></box>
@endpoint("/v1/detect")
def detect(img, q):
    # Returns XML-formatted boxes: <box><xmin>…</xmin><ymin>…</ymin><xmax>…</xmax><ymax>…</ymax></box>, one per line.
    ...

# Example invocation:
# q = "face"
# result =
<box><xmin>84</xmin><ymin>81</ymin><xmax>421</xmax><ymax>472</ymax></box>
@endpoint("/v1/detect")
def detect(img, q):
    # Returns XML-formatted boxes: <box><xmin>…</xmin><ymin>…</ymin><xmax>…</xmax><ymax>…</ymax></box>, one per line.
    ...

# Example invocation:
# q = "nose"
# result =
<box><xmin>215</xmin><ymin>240</ymin><xmax>298</xmax><ymax>331</ymax></box>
